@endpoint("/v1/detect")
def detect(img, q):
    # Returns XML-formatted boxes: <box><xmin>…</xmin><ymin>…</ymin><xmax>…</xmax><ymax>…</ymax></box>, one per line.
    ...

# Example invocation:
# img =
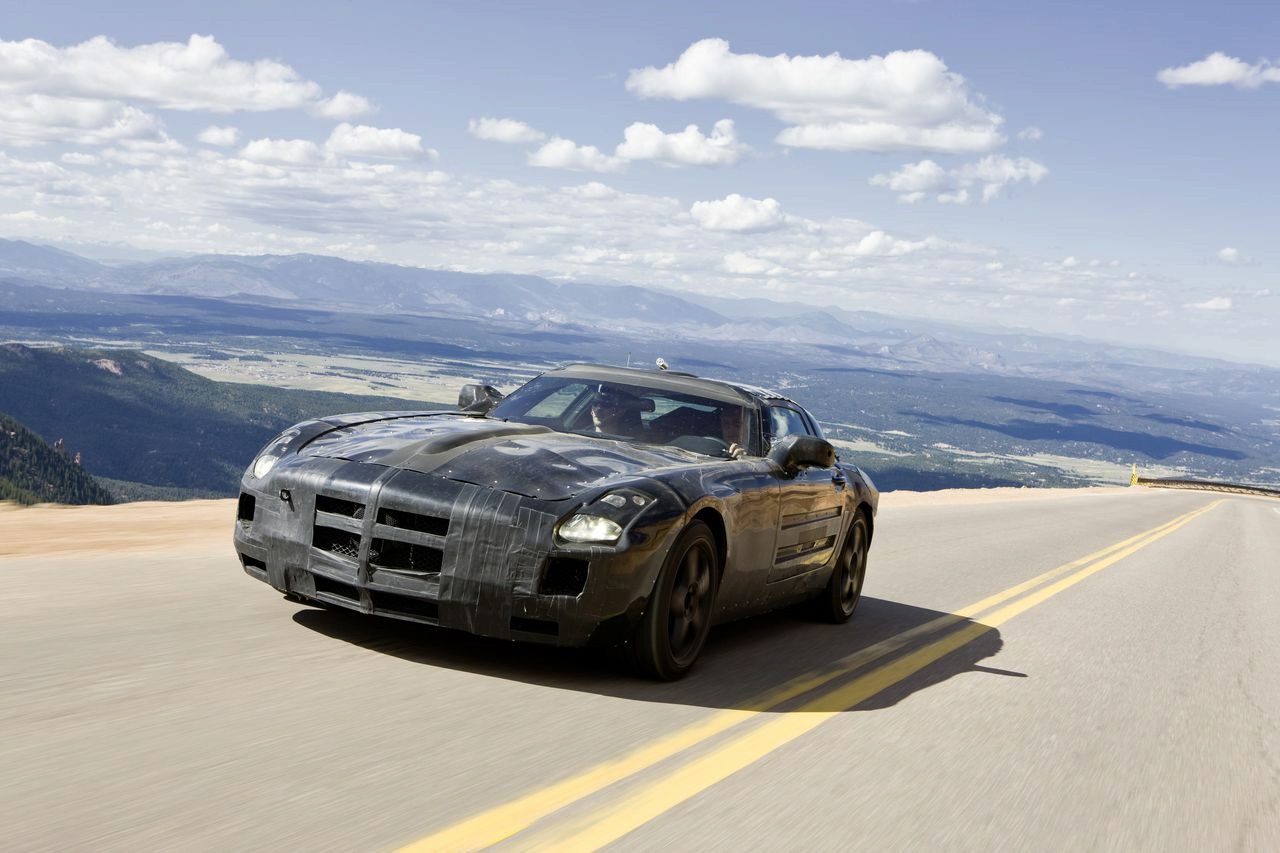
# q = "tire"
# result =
<box><xmin>817</xmin><ymin>513</ymin><xmax>869</xmax><ymax>624</ymax></box>
<box><xmin>631</xmin><ymin>520</ymin><xmax>719</xmax><ymax>680</ymax></box>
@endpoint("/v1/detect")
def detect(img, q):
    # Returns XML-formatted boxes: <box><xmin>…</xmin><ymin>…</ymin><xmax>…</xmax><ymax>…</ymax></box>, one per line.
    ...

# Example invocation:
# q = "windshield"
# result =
<box><xmin>490</xmin><ymin>376</ymin><xmax>758</xmax><ymax>458</ymax></box>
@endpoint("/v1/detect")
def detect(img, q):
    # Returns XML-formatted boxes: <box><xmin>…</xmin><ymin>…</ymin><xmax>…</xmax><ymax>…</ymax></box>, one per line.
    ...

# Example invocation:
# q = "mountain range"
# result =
<box><xmin>2</xmin><ymin>237</ymin><xmax>1278</xmax><ymax>497</ymax></box>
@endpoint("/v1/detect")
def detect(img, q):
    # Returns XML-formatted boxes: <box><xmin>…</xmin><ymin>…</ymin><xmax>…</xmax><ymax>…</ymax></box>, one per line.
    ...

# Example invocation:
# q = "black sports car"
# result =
<box><xmin>233</xmin><ymin>363</ymin><xmax>878</xmax><ymax>679</ymax></box>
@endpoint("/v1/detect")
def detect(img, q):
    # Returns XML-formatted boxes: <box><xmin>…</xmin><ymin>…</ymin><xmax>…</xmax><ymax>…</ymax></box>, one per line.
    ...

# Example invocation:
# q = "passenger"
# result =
<box><xmin>720</xmin><ymin>405</ymin><xmax>748</xmax><ymax>459</ymax></box>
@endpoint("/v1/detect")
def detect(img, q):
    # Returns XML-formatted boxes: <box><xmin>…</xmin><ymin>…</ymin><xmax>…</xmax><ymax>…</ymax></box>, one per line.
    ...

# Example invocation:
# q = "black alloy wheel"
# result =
<box><xmin>818</xmin><ymin>513</ymin><xmax>869</xmax><ymax>623</ymax></box>
<box><xmin>631</xmin><ymin>520</ymin><xmax>719</xmax><ymax>680</ymax></box>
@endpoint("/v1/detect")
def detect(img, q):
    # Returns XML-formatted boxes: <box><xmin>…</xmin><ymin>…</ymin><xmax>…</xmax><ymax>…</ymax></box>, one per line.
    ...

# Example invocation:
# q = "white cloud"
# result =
<box><xmin>198</xmin><ymin>125</ymin><xmax>239</xmax><ymax>146</ymax></box>
<box><xmin>626</xmin><ymin>38</ymin><xmax>1004</xmax><ymax>154</ymax></box>
<box><xmin>1217</xmin><ymin>247</ymin><xmax>1240</xmax><ymax>264</ymax></box>
<box><xmin>60</xmin><ymin>152</ymin><xmax>99</xmax><ymax>166</ymax></box>
<box><xmin>0</xmin><ymin>35</ymin><xmax>375</xmax><ymax>149</ymax></box>
<box><xmin>468</xmin><ymin>117</ymin><xmax>546</xmax><ymax>144</ymax></box>
<box><xmin>843</xmin><ymin>230</ymin><xmax>932</xmax><ymax>257</ymax></box>
<box><xmin>562</xmin><ymin>181</ymin><xmax>618</xmax><ymax>199</ymax></box>
<box><xmin>722</xmin><ymin>251</ymin><xmax>774</xmax><ymax>274</ymax></box>
<box><xmin>239</xmin><ymin>137</ymin><xmax>322</xmax><ymax>164</ymax></box>
<box><xmin>0</xmin><ymin>34</ymin><xmax>375</xmax><ymax>113</ymax></box>
<box><xmin>528</xmin><ymin>137</ymin><xmax>624</xmax><ymax>172</ymax></box>
<box><xmin>1017</xmin><ymin>126</ymin><xmax>1042</xmax><ymax>141</ymax></box>
<box><xmin>1187</xmin><ymin>296</ymin><xmax>1233</xmax><ymax>310</ymax></box>
<box><xmin>1062</xmin><ymin>256</ymin><xmax>1079</xmax><ymax>268</ymax></box>
<box><xmin>325</xmin><ymin>123</ymin><xmax>431</xmax><ymax>159</ymax></box>
<box><xmin>312</xmin><ymin>91</ymin><xmax>375</xmax><ymax>119</ymax></box>
<box><xmin>870</xmin><ymin>155</ymin><xmax>1047</xmax><ymax>203</ymax></box>
<box><xmin>616</xmin><ymin>119</ymin><xmax>746</xmax><ymax>166</ymax></box>
<box><xmin>690</xmin><ymin>193</ymin><xmax>785</xmax><ymax>232</ymax></box>
<box><xmin>0</xmin><ymin>94</ymin><xmax>161</xmax><ymax>146</ymax></box>
<box><xmin>1158</xmin><ymin>52</ymin><xmax>1280</xmax><ymax>88</ymax></box>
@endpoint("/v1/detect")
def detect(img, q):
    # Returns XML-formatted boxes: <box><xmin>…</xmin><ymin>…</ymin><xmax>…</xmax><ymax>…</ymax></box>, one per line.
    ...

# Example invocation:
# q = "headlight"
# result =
<box><xmin>252</xmin><ymin>453</ymin><xmax>280</xmax><ymax>479</ymax></box>
<box><xmin>556</xmin><ymin>488</ymin><xmax>655</xmax><ymax>544</ymax></box>
<box><xmin>558</xmin><ymin>514</ymin><xmax>624</xmax><ymax>544</ymax></box>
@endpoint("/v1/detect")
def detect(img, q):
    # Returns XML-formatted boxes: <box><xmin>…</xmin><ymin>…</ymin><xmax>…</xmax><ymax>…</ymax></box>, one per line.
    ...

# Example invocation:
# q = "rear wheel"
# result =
<box><xmin>816</xmin><ymin>514</ymin><xmax>869</xmax><ymax>623</ymax></box>
<box><xmin>631</xmin><ymin>521</ymin><xmax>719</xmax><ymax>680</ymax></box>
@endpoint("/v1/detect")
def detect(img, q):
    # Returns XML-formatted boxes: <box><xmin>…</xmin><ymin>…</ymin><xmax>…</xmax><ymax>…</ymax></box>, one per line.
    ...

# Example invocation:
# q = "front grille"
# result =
<box><xmin>370</xmin><ymin>538</ymin><xmax>444</xmax><ymax>575</ymax></box>
<box><xmin>370</xmin><ymin>590</ymin><xmax>440</xmax><ymax>621</ymax></box>
<box><xmin>314</xmin><ymin>574</ymin><xmax>359</xmax><ymax>601</ymax></box>
<box><xmin>316</xmin><ymin>495</ymin><xmax>365</xmax><ymax>519</ymax></box>
<box><xmin>313</xmin><ymin>525</ymin><xmax>361</xmax><ymax>560</ymax></box>
<box><xmin>377</xmin><ymin>507</ymin><xmax>448</xmax><ymax>536</ymax></box>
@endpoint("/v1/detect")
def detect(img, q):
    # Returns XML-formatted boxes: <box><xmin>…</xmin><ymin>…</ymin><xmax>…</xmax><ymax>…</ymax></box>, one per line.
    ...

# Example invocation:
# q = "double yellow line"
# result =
<box><xmin>401</xmin><ymin>498</ymin><xmax>1222</xmax><ymax>851</ymax></box>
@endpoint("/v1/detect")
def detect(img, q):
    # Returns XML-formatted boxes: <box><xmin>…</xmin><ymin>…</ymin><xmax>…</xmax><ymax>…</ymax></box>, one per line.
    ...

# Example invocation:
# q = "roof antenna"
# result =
<box><xmin>656</xmin><ymin>357</ymin><xmax>669</xmax><ymax>371</ymax></box>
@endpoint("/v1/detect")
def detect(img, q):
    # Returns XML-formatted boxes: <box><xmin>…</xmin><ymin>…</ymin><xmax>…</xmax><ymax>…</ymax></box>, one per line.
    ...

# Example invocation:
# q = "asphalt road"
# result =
<box><xmin>2</xmin><ymin>488</ymin><xmax>1277</xmax><ymax>851</ymax></box>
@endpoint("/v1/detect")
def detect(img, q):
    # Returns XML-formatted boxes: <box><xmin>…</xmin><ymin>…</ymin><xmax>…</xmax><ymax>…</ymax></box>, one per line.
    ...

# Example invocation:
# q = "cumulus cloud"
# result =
<box><xmin>0</xmin><ymin>34</ymin><xmax>375</xmax><ymax>148</ymax></box>
<box><xmin>690</xmin><ymin>193</ymin><xmax>786</xmax><ymax>232</ymax></box>
<box><xmin>312</xmin><ymin>91</ymin><xmax>375</xmax><ymax>120</ymax></box>
<box><xmin>528</xmin><ymin>137</ymin><xmax>623</xmax><ymax>172</ymax></box>
<box><xmin>626</xmin><ymin>38</ymin><xmax>1004</xmax><ymax>154</ymax></box>
<box><xmin>239</xmin><ymin>137</ymin><xmax>322</xmax><ymax>164</ymax></box>
<box><xmin>0</xmin><ymin>34</ymin><xmax>375</xmax><ymax>113</ymax></box>
<box><xmin>0</xmin><ymin>94</ymin><xmax>161</xmax><ymax>146</ymax></box>
<box><xmin>722</xmin><ymin>251</ymin><xmax>775</xmax><ymax>274</ymax></box>
<box><xmin>1017</xmin><ymin>126</ymin><xmax>1042</xmax><ymax>141</ymax></box>
<box><xmin>1157</xmin><ymin>52</ymin><xmax>1280</xmax><ymax>88</ymax></box>
<box><xmin>198</xmin><ymin>125</ymin><xmax>239</xmax><ymax>146</ymax></box>
<box><xmin>468</xmin><ymin>117</ymin><xmax>546</xmax><ymax>144</ymax></box>
<box><xmin>325</xmin><ymin>123</ymin><xmax>431</xmax><ymax>159</ymax></box>
<box><xmin>1187</xmin><ymin>296</ymin><xmax>1233</xmax><ymax>310</ymax></box>
<box><xmin>870</xmin><ymin>155</ymin><xmax>1047</xmax><ymax>203</ymax></box>
<box><xmin>562</xmin><ymin>181</ymin><xmax>618</xmax><ymax>199</ymax></box>
<box><xmin>1217</xmin><ymin>247</ymin><xmax>1240</xmax><ymax>264</ymax></box>
<box><xmin>616</xmin><ymin>119</ymin><xmax>746</xmax><ymax>166</ymax></box>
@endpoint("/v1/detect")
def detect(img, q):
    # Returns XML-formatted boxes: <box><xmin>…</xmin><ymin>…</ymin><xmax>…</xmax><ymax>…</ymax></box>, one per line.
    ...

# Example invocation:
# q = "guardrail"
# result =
<box><xmin>1133</xmin><ymin>477</ymin><xmax>1280</xmax><ymax>499</ymax></box>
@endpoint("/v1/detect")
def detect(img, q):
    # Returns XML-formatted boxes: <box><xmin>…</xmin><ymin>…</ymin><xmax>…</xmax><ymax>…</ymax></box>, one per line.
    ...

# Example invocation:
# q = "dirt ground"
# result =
<box><xmin>0</xmin><ymin>487</ymin><xmax>1133</xmax><ymax>559</ymax></box>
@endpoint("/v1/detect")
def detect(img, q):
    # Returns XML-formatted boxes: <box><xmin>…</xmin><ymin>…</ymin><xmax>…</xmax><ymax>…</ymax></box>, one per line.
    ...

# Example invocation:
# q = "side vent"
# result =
<box><xmin>541</xmin><ymin>557</ymin><xmax>589</xmax><ymax>597</ymax></box>
<box><xmin>237</xmin><ymin>493</ymin><xmax>256</xmax><ymax>524</ymax></box>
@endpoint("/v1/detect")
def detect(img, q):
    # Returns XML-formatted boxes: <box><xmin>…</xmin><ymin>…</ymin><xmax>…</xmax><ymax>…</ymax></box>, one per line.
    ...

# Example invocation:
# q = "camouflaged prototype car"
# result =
<box><xmin>233</xmin><ymin>363</ymin><xmax>877</xmax><ymax>679</ymax></box>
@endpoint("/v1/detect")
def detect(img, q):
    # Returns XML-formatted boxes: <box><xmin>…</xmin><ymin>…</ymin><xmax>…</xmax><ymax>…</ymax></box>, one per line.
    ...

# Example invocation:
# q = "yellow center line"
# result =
<box><xmin>398</xmin><ymin>499</ymin><xmax>1220</xmax><ymax>852</ymax></box>
<box><xmin>534</xmin><ymin>499</ymin><xmax>1222</xmax><ymax>850</ymax></box>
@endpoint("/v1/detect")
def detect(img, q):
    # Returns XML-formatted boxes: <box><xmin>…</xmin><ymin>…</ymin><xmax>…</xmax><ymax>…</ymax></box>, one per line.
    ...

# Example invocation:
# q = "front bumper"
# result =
<box><xmin>233</xmin><ymin>459</ymin><xmax>664</xmax><ymax>646</ymax></box>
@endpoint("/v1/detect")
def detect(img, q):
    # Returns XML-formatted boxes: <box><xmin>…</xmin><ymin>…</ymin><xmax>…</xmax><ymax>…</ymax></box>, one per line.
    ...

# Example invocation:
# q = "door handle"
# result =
<box><xmin>831</xmin><ymin>471</ymin><xmax>847</xmax><ymax>487</ymax></box>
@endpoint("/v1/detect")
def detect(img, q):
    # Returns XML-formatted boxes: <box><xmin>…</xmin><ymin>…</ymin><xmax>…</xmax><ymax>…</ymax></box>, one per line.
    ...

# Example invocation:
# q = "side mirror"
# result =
<box><xmin>767</xmin><ymin>434</ymin><xmax>836</xmax><ymax>478</ymax></box>
<box><xmin>458</xmin><ymin>383</ymin><xmax>504</xmax><ymax>415</ymax></box>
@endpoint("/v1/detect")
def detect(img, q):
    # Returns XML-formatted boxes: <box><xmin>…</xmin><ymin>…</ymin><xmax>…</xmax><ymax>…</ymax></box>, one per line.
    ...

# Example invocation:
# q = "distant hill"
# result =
<box><xmin>0</xmin><ymin>344</ymin><xmax>447</xmax><ymax>497</ymax></box>
<box><xmin>0</xmin><ymin>240</ymin><xmax>729</xmax><ymax>330</ymax></box>
<box><xmin>0</xmin><ymin>412</ymin><xmax>116</xmax><ymax>505</ymax></box>
<box><xmin>2</xmin><ymin>241</ymin><xmax>1278</xmax><ymax>493</ymax></box>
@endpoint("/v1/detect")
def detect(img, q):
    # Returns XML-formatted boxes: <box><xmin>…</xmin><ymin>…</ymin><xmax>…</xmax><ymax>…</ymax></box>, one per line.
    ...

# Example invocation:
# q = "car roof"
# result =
<box><xmin>546</xmin><ymin>363</ymin><xmax>798</xmax><ymax>408</ymax></box>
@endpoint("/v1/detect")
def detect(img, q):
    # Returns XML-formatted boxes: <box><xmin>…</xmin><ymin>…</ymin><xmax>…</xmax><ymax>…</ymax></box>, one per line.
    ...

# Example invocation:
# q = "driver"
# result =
<box><xmin>590</xmin><ymin>388</ymin><xmax>644</xmax><ymax>437</ymax></box>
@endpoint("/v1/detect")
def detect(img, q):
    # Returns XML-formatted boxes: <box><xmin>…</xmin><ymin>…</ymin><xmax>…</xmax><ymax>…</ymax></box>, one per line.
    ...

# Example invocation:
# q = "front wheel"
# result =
<box><xmin>631</xmin><ymin>521</ymin><xmax>719</xmax><ymax>680</ymax></box>
<box><xmin>816</xmin><ymin>514</ymin><xmax>869</xmax><ymax>623</ymax></box>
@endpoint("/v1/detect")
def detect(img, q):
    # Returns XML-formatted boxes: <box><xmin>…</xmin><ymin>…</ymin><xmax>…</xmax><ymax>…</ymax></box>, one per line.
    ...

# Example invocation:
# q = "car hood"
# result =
<box><xmin>298</xmin><ymin>413</ymin><xmax>706</xmax><ymax>500</ymax></box>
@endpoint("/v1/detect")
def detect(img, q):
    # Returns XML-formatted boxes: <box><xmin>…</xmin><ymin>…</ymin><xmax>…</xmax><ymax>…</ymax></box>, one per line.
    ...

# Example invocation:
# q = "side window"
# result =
<box><xmin>766</xmin><ymin>405</ymin><xmax>813</xmax><ymax>445</ymax></box>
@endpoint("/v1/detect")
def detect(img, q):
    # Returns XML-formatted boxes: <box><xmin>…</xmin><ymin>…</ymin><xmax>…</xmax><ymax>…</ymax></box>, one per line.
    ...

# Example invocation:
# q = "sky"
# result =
<box><xmin>1</xmin><ymin>0</ymin><xmax>1277</xmax><ymax>365</ymax></box>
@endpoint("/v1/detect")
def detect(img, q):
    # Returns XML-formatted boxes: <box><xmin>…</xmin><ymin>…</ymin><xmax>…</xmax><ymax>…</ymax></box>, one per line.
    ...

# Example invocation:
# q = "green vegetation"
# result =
<box><xmin>0</xmin><ymin>344</ymin><xmax>451</xmax><ymax>499</ymax></box>
<box><xmin>0</xmin><ymin>412</ymin><xmax>116</xmax><ymax>505</ymax></box>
